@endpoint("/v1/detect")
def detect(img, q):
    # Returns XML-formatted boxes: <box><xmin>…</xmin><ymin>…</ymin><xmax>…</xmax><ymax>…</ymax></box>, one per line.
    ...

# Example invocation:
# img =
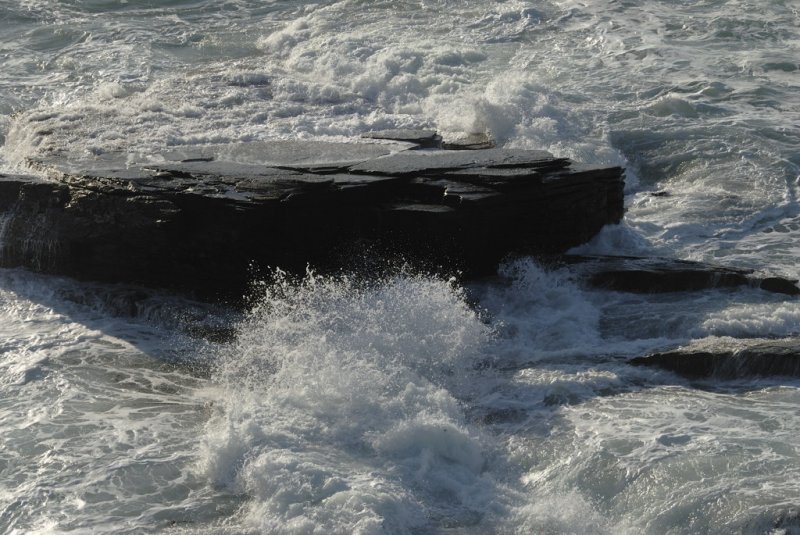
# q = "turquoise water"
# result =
<box><xmin>1</xmin><ymin>1</ymin><xmax>799</xmax><ymax>533</ymax></box>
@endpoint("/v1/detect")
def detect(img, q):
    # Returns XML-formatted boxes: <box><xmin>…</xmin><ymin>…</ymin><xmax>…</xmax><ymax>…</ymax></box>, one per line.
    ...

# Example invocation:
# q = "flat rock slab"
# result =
<box><xmin>631</xmin><ymin>338</ymin><xmax>800</xmax><ymax>379</ymax></box>
<box><xmin>361</xmin><ymin>129</ymin><xmax>442</xmax><ymax>149</ymax></box>
<box><xmin>442</xmin><ymin>133</ymin><xmax>496</xmax><ymax>150</ymax></box>
<box><xmin>554</xmin><ymin>255</ymin><xmax>800</xmax><ymax>295</ymax></box>
<box><xmin>4</xmin><ymin>135</ymin><xmax>625</xmax><ymax>299</ymax></box>
<box><xmin>349</xmin><ymin>148</ymin><xmax>567</xmax><ymax>175</ymax></box>
<box><xmin>34</xmin><ymin>140</ymin><xmax>408</xmax><ymax>175</ymax></box>
<box><xmin>211</xmin><ymin>140</ymin><xmax>408</xmax><ymax>170</ymax></box>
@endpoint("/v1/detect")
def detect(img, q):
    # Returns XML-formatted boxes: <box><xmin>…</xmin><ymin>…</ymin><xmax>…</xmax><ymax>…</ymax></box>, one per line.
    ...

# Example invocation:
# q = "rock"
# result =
<box><xmin>631</xmin><ymin>338</ymin><xmax>800</xmax><ymax>379</ymax></box>
<box><xmin>442</xmin><ymin>132</ymin><xmax>496</xmax><ymax>150</ymax></box>
<box><xmin>554</xmin><ymin>255</ymin><xmax>799</xmax><ymax>295</ymax></box>
<box><xmin>349</xmin><ymin>147</ymin><xmax>566</xmax><ymax>176</ymax></box>
<box><xmin>1</xmin><ymin>138</ymin><xmax>625</xmax><ymax>299</ymax></box>
<box><xmin>361</xmin><ymin>129</ymin><xmax>442</xmax><ymax>149</ymax></box>
<box><xmin>188</xmin><ymin>140</ymin><xmax>403</xmax><ymax>171</ymax></box>
<box><xmin>759</xmin><ymin>277</ymin><xmax>800</xmax><ymax>295</ymax></box>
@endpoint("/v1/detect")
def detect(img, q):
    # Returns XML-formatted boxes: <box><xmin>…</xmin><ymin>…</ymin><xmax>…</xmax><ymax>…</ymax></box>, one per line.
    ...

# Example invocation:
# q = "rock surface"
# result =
<box><xmin>442</xmin><ymin>132</ymin><xmax>496</xmax><ymax>150</ymax></box>
<box><xmin>361</xmin><ymin>129</ymin><xmax>442</xmax><ymax>149</ymax></box>
<box><xmin>631</xmin><ymin>338</ymin><xmax>800</xmax><ymax>379</ymax></box>
<box><xmin>0</xmin><ymin>134</ymin><xmax>624</xmax><ymax>298</ymax></box>
<box><xmin>553</xmin><ymin>255</ymin><xmax>799</xmax><ymax>295</ymax></box>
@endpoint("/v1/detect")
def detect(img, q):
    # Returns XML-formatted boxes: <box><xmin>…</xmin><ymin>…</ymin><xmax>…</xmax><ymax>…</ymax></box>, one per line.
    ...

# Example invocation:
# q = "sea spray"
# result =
<box><xmin>199</xmin><ymin>270</ymin><xmax>500</xmax><ymax>532</ymax></box>
<box><xmin>469</xmin><ymin>258</ymin><xmax>604</xmax><ymax>364</ymax></box>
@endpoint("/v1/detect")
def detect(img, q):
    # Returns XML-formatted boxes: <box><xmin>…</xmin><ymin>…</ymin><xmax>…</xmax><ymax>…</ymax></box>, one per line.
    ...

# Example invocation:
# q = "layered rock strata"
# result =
<box><xmin>0</xmin><ymin>137</ymin><xmax>624</xmax><ymax>298</ymax></box>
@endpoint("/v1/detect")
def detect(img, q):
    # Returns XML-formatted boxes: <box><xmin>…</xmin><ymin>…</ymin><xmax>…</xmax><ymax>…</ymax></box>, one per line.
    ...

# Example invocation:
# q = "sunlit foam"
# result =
<box><xmin>199</xmin><ymin>270</ymin><xmax>499</xmax><ymax>531</ymax></box>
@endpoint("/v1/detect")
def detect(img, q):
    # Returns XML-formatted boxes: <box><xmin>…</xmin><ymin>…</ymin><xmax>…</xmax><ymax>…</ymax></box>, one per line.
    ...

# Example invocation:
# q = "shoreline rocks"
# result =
<box><xmin>0</xmin><ymin>134</ymin><xmax>625</xmax><ymax>299</ymax></box>
<box><xmin>631</xmin><ymin>338</ymin><xmax>800</xmax><ymax>379</ymax></box>
<box><xmin>551</xmin><ymin>255</ymin><xmax>800</xmax><ymax>296</ymax></box>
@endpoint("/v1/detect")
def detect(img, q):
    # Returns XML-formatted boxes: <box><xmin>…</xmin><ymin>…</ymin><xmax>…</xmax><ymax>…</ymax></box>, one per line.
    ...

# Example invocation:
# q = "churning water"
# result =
<box><xmin>1</xmin><ymin>1</ymin><xmax>799</xmax><ymax>533</ymax></box>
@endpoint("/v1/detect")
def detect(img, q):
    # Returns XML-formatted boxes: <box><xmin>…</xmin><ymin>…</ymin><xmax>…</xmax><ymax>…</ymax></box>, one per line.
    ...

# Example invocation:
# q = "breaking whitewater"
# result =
<box><xmin>1</xmin><ymin>1</ymin><xmax>799</xmax><ymax>533</ymax></box>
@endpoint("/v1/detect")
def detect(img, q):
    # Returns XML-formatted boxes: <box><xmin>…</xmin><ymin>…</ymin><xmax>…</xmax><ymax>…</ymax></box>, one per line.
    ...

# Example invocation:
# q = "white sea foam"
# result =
<box><xmin>0</xmin><ymin>269</ymin><xmax>230</xmax><ymax>533</ymax></box>
<box><xmin>199</xmin><ymin>271</ymin><xmax>498</xmax><ymax>532</ymax></box>
<box><xmin>699</xmin><ymin>301</ymin><xmax>800</xmax><ymax>339</ymax></box>
<box><xmin>196</xmin><ymin>265</ymin><xmax>800</xmax><ymax>533</ymax></box>
<box><xmin>568</xmin><ymin>222</ymin><xmax>657</xmax><ymax>257</ymax></box>
<box><xmin>3</xmin><ymin>0</ymin><xmax>800</xmax><ymax>532</ymax></box>
<box><xmin>195</xmin><ymin>268</ymin><xmax>677</xmax><ymax>533</ymax></box>
<box><xmin>470</xmin><ymin>259</ymin><xmax>603</xmax><ymax>364</ymax></box>
<box><xmin>1</xmin><ymin>0</ymin><xmax>627</xmax><ymax>178</ymax></box>
<box><xmin>1</xmin><ymin>262</ymin><xmax>798</xmax><ymax>532</ymax></box>
<box><xmin>554</xmin><ymin>384</ymin><xmax>800</xmax><ymax>533</ymax></box>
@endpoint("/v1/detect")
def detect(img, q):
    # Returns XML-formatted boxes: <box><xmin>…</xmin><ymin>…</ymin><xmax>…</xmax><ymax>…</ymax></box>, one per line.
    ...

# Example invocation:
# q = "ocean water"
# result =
<box><xmin>1</xmin><ymin>0</ymin><xmax>799</xmax><ymax>533</ymax></box>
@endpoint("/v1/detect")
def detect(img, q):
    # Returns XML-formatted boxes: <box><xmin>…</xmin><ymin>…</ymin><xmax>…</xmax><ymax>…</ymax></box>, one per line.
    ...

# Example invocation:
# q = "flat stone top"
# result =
<box><xmin>30</xmin><ymin>141</ymin><xmax>566</xmax><ymax>184</ymax></box>
<box><xmin>30</xmin><ymin>140</ymin><xmax>409</xmax><ymax>175</ymax></box>
<box><xmin>143</xmin><ymin>161</ymin><xmax>319</xmax><ymax>181</ymax></box>
<box><xmin>209</xmin><ymin>140</ymin><xmax>408</xmax><ymax>169</ymax></box>
<box><xmin>348</xmin><ymin>148</ymin><xmax>560</xmax><ymax>175</ymax></box>
<box><xmin>24</xmin><ymin>136</ymin><xmax>623</xmax><ymax>207</ymax></box>
<box><xmin>442</xmin><ymin>132</ymin><xmax>496</xmax><ymax>150</ymax></box>
<box><xmin>361</xmin><ymin>129</ymin><xmax>440</xmax><ymax>143</ymax></box>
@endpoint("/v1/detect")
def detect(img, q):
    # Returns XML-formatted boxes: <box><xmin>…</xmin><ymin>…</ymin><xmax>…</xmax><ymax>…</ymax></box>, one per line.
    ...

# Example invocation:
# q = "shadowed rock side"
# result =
<box><xmin>0</xmin><ymin>137</ymin><xmax>624</xmax><ymax>299</ymax></box>
<box><xmin>631</xmin><ymin>339</ymin><xmax>800</xmax><ymax>379</ymax></box>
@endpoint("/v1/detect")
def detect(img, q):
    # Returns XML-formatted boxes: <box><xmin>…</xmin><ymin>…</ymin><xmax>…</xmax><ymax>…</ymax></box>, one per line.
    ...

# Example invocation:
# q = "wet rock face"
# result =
<box><xmin>0</xmin><ymin>135</ymin><xmax>625</xmax><ymax>299</ymax></box>
<box><xmin>631</xmin><ymin>339</ymin><xmax>800</xmax><ymax>379</ymax></box>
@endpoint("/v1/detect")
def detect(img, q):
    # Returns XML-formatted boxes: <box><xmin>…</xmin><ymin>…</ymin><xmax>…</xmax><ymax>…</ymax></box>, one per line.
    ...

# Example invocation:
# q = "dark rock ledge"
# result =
<box><xmin>0</xmin><ymin>135</ymin><xmax>624</xmax><ymax>299</ymax></box>
<box><xmin>631</xmin><ymin>338</ymin><xmax>800</xmax><ymax>379</ymax></box>
<box><xmin>549</xmin><ymin>255</ymin><xmax>800</xmax><ymax>296</ymax></box>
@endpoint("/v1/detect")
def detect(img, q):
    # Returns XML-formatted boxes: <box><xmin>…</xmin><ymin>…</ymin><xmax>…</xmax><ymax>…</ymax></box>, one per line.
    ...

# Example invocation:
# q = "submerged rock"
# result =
<box><xmin>0</xmin><ymin>136</ymin><xmax>624</xmax><ymax>299</ymax></box>
<box><xmin>631</xmin><ymin>338</ymin><xmax>800</xmax><ymax>379</ymax></box>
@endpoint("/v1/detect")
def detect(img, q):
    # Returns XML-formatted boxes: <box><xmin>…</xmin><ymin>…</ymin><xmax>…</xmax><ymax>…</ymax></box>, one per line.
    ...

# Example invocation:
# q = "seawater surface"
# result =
<box><xmin>1</xmin><ymin>0</ymin><xmax>799</xmax><ymax>533</ymax></box>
